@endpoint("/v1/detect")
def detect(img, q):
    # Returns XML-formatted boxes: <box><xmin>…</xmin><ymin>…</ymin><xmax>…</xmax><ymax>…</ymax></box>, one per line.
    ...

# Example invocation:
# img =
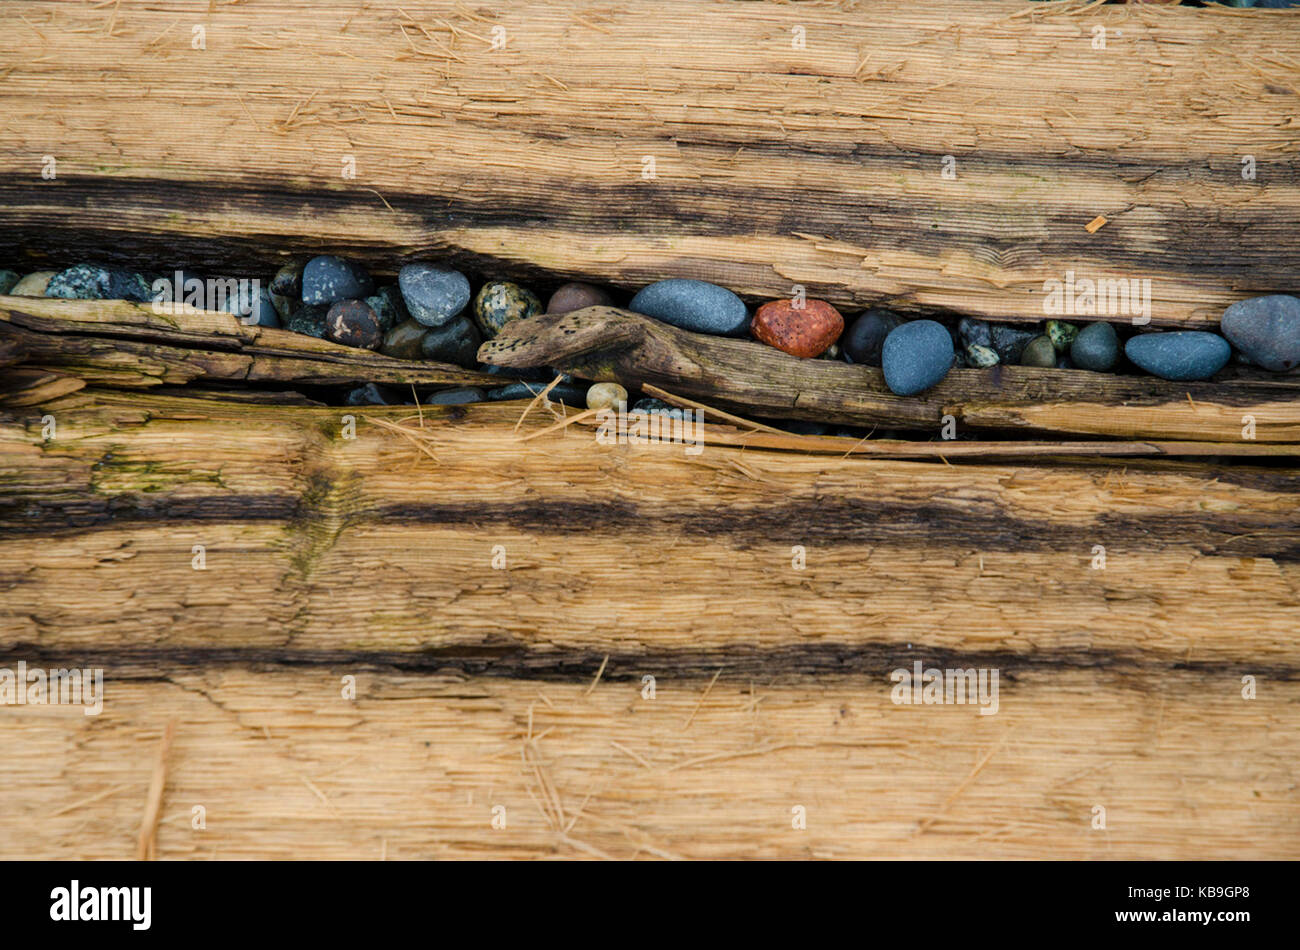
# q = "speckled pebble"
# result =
<box><xmin>325</xmin><ymin>299</ymin><xmax>382</xmax><ymax>349</ymax></box>
<box><xmin>399</xmin><ymin>263</ymin><xmax>471</xmax><ymax>327</ymax></box>
<box><xmin>881</xmin><ymin>320</ymin><xmax>954</xmax><ymax>396</ymax></box>
<box><xmin>302</xmin><ymin>256</ymin><xmax>373</xmax><ymax>305</ymax></box>
<box><xmin>1020</xmin><ymin>335</ymin><xmax>1057</xmax><ymax>368</ymax></box>
<box><xmin>1221</xmin><ymin>295</ymin><xmax>1300</xmax><ymax>372</ymax></box>
<box><xmin>420</xmin><ymin>316</ymin><xmax>482</xmax><ymax>368</ymax></box>
<box><xmin>1046</xmin><ymin>320</ymin><xmax>1079</xmax><ymax>352</ymax></box>
<box><xmin>427</xmin><ymin>387</ymin><xmax>487</xmax><ymax>405</ymax></box>
<box><xmin>751</xmin><ymin>298</ymin><xmax>844</xmax><ymax>358</ymax></box>
<box><xmin>46</xmin><ymin>264</ymin><xmax>152</xmax><ymax>302</ymax></box>
<box><xmin>842</xmin><ymin>309</ymin><xmax>903</xmax><ymax>366</ymax></box>
<box><xmin>586</xmin><ymin>382</ymin><xmax>628</xmax><ymax>410</ymax></box>
<box><xmin>958</xmin><ymin>317</ymin><xmax>992</xmax><ymax>349</ymax></box>
<box><xmin>269</xmin><ymin>261</ymin><xmax>304</xmax><ymax>299</ymax></box>
<box><xmin>1125</xmin><ymin>331</ymin><xmax>1230</xmax><ymax>381</ymax></box>
<box><xmin>10</xmin><ymin>271</ymin><xmax>57</xmax><ymax>297</ymax></box>
<box><xmin>547</xmin><ymin>282</ymin><xmax>614</xmax><ymax>314</ymax></box>
<box><xmin>629</xmin><ymin>279</ymin><xmax>750</xmax><ymax>336</ymax></box>
<box><xmin>473</xmin><ymin>280</ymin><xmax>542</xmax><ymax>338</ymax></box>
<box><xmin>965</xmin><ymin>343</ymin><xmax>999</xmax><ymax>368</ymax></box>
<box><xmin>285</xmin><ymin>302</ymin><xmax>329</xmax><ymax>338</ymax></box>
<box><xmin>1070</xmin><ymin>321</ymin><xmax>1119</xmax><ymax>371</ymax></box>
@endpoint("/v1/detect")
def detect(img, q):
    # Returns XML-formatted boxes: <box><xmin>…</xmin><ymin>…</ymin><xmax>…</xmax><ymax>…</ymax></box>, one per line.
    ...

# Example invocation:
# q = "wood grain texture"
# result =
<box><xmin>2</xmin><ymin>670</ymin><xmax>1296</xmax><ymax>860</ymax></box>
<box><xmin>1</xmin><ymin>1</ymin><xmax>1298</xmax><ymax>324</ymax></box>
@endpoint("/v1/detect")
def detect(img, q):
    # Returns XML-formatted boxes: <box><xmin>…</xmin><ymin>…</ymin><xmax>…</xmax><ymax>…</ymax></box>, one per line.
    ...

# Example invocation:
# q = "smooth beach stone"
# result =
<box><xmin>1125</xmin><ymin>331</ymin><xmax>1231</xmax><ymax>381</ymax></box>
<box><xmin>957</xmin><ymin>317</ymin><xmax>992</xmax><ymax>349</ymax></box>
<box><xmin>345</xmin><ymin>383</ymin><xmax>397</xmax><ymax>406</ymax></box>
<box><xmin>586</xmin><ymin>382</ymin><xmax>628</xmax><ymax>410</ymax></box>
<box><xmin>881</xmin><ymin>320</ymin><xmax>954</xmax><ymax>396</ymax></box>
<box><xmin>819</xmin><ymin>342</ymin><xmax>841</xmax><ymax>361</ymax></box>
<box><xmin>269</xmin><ymin>261</ymin><xmax>304</xmax><ymax>299</ymax></box>
<box><xmin>46</xmin><ymin>264</ymin><xmax>152</xmax><ymax>302</ymax></box>
<box><xmin>473</xmin><ymin>280</ymin><xmax>542</xmax><ymax>338</ymax></box>
<box><xmin>632</xmin><ymin>397</ymin><xmax>685</xmax><ymax>420</ymax></box>
<box><xmin>380</xmin><ymin>318</ymin><xmax>429</xmax><ymax>360</ymax></box>
<box><xmin>628</xmin><ymin>279</ymin><xmax>749</xmax><ymax>336</ymax></box>
<box><xmin>1046</xmin><ymin>320</ymin><xmax>1079</xmax><ymax>352</ymax></box>
<box><xmin>364</xmin><ymin>284</ymin><xmax>409</xmax><ymax>334</ymax></box>
<box><xmin>420</xmin><ymin>315</ymin><xmax>482</xmax><ymax>368</ymax></box>
<box><xmin>1221</xmin><ymin>295</ymin><xmax>1300</xmax><ymax>372</ymax></box>
<box><xmin>398</xmin><ymin>263</ymin><xmax>471</xmax><ymax>327</ymax></box>
<box><xmin>10</xmin><ymin>271</ymin><xmax>57</xmax><ymax>296</ymax></box>
<box><xmin>324</xmin><ymin>299</ymin><xmax>382</xmax><ymax>349</ymax></box>
<box><xmin>547</xmin><ymin>282</ymin><xmax>613</xmax><ymax>314</ymax></box>
<box><xmin>302</xmin><ymin>256</ymin><xmax>373</xmax><ymax>305</ymax></box>
<box><xmin>751</xmin><ymin>298</ymin><xmax>844</xmax><ymax>358</ymax></box>
<box><xmin>224</xmin><ymin>285</ymin><xmax>280</xmax><ymax>328</ymax></box>
<box><xmin>990</xmin><ymin>325</ymin><xmax>1036</xmax><ymax>364</ymax></box>
<box><xmin>480</xmin><ymin>363</ymin><xmax>553</xmax><ymax>382</ymax></box>
<box><xmin>1020</xmin><ymin>335</ymin><xmax>1058</xmax><ymax>368</ymax></box>
<box><xmin>426</xmin><ymin>387</ymin><xmax>487</xmax><ymax>405</ymax></box>
<box><xmin>841</xmin><ymin>309</ymin><xmax>903</xmax><ymax>366</ymax></box>
<box><xmin>1070</xmin><ymin>321</ymin><xmax>1119</xmax><ymax>371</ymax></box>
<box><xmin>285</xmin><ymin>302</ymin><xmax>329</xmax><ymax>338</ymax></box>
<box><xmin>0</xmin><ymin>270</ymin><xmax>19</xmax><ymax>294</ymax></box>
<box><xmin>965</xmin><ymin>343</ymin><xmax>999</xmax><ymax>368</ymax></box>
<box><xmin>488</xmin><ymin>382</ymin><xmax>588</xmax><ymax>404</ymax></box>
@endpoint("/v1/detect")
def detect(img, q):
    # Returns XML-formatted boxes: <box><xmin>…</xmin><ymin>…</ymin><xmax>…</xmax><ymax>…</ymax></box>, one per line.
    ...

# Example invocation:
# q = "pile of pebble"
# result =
<box><xmin>3</xmin><ymin>262</ymin><xmax>1297</xmax><ymax>406</ymax></box>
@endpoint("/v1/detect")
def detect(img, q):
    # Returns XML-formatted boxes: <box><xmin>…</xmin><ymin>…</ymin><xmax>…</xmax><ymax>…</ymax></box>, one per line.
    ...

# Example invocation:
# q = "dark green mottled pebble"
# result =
<box><xmin>380</xmin><ymin>318</ymin><xmax>429</xmax><ymax>360</ymax></box>
<box><xmin>966</xmin><ymin>343</ymin><xmax>999</xmax><ymax>368</ymax></box>
<box><xmin>364</xmin><ymin>284</ymin><xmax>409</xmax><ymax>334</ymax></box>
<box><xmin>421</xmin><ymin>316</ymin><xmax>482</xmax><ymax>368</ymax></box>
<box><xmin>46</xmin><ymin>264</ymin><xmax>152</xmax><ymax>302</ymax></box>
<box><xmin>427</xmin><ymin>387</ymin><xmax>487</xmax><ymax>405</ymax></box>
<box><xmin>269</xmin><ymin>261</ymin><xmax>304</xmax><ymax>298</ymax></box>
<box><xmin>1020</xmin><ymin>335</ymin><xmax>1057</xmax><ymax>367</ymax></box>
<box><xmin>325</xmin><ymin>299</ymin><xmax>382</xmax><ymax>349</ymax></box>
<box><xmin>1046</xmin><ymin>320</ymin><xmax>1079</xmax><ymax>352</ymax></box>
<box><xmin>473</xmin><ymin>280</ymin><xmax>542</xmax><ymax>338</ymax></box>
<box><xmin>286</xmin><ymin>302</ymin><xmax>329</xmax><ymax>338</ymax></box>
<box><xmin>1070</xmin><ymin>321</ymin><xmax>1119</xmax><ymax>371</ymax></box>
<box><xmin>0</xmin><ymin>270</ymin><xmax>20</xmax><ymax>295</ymax></box>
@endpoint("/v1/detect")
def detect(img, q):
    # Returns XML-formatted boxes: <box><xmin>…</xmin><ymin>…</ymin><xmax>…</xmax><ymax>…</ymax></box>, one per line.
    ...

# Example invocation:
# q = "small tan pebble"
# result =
<box><xmin>10</xmin><ymin>271</ymin><xmax>57</xmax><ymax>296</ymax></box>
<box><xmin>586</xmin><ymin>382</ymin><xmax>627</xmax><ymax>410</ymax></box>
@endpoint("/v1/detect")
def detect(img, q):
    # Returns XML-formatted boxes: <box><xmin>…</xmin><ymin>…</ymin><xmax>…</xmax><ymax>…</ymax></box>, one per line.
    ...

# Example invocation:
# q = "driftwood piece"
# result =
<box><xmin>1</xmin><ymin>1</ymin><xmax>1298</xmax><ymax>325</ymax></box>
<box><xmin>1</xmin><ymin>390</ymin><xmax>1297</xmax><ymax>859</ymax></box>
<box><xmin>0</xmin><ymin>296</ymin><xmax>495</xmax><ymax>389</ymax></box>
<box><xmin>480</xmin><ymin>307</ymin><xmax>1300</xmax><ymax>440</ymax></box>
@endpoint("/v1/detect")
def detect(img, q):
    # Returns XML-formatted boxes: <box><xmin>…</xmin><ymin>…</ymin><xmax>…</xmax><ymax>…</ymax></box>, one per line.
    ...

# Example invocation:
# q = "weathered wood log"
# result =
<box><xmin>1</xmin><ymin>1</ymin><xmax>1298</xmax><ymax>325</ymax></box>
<box><xmin>481</xmin><ymin>306</ymin><xmax>1300</xmax><ymax>440</ymax></box>
<box><xmin>1</xmin><ymin>390</ymin><xmax>1298</xmax><ymax>859</ymax></box>
<box><xmin>4</xmin><ymin>391</ymin><xmax>1297</xmax><ymax>667</ymax></box>
<box><xmin>0</xmin><ymin>295</ymin><xmax>496</xmax><ymax>389</ymax></box>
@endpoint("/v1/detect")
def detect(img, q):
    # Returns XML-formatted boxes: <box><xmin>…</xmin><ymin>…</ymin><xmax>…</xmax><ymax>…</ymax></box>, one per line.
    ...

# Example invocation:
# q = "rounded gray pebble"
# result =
<box><xmin>629</xmin><ymin>279</ymin><xmax>750</xmax><ymax>336</ymax></box>
<box><xmin>1125</xmin><ymin>331</ymin><xmax>1230</xmax><ymax>381</ymax></box>
<box><xmin>1221</xmin><ymin>294</ymin><xmax>1300</xmax><ymax>372</ymax></box>
<box><xmin>302</xmin><ymin>256</ymin><xmax>373</xmax><ymax>305</ymax></box>
<box><xmin>427</xmin><ymin>387</ymin><xmax>487</xmax><ymax>405</ymax></box>
<box><xmin>1070</xmin><ymin>322</ymin><xmax>1119</xmax><ymax>371</ymax></box>
<box><xmin>881</xmin><ymin>320</ymin><xmax>954</xmax><ymax>395</ymax></box>
<box><xmin>399</xmin><ymin>263</ymin><xmax>471</xmax><ymax>327</ymax></box>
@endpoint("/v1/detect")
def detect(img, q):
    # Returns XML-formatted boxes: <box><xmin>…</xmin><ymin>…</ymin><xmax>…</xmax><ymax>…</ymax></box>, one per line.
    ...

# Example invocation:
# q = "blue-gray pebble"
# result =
<box><xmin>399</xmin><ymin>263</ymin><xmax>471</xmax><ymax>327</ymax></box>
<box><xmin>224</xmin><ymin>285</ymin><xmax>280</xmax><ymax>328</ymax></box>
<box><xmin>1125</xmin><ymin>331</ymin><xmax>1230</xmax><ymax>381</ymax></box>
<box><xmin>301</xmin><ymin>256</ymin><xmax>373</xmax><ymax>305</ymax></box>
<box><xmin>1221</xmin><ymin>295</ymin><xmax>1300</xmax><ymax>373</ymax></box>
<box><xmin>629</xmin><ymin>279</ymin><xmax>749</xmax><ymax>336</ymax></box>
<box><xmin>1069</xmin><ymin>321</ymin><xmax>1118</xmax><ymax>371</ymax></box>
<box><xmin>421</xmin><ymin>316</ymin><xmax>482</xmax><ymax>368</ymax></box>
<box><xmin>427</xmin><ymin>387</ymin><xmax>487</xmax><ymax>406</ymax></box>
<box><xmin>881</xmin><ymin>320</ymin><xmax>954</xmax><ymax>395</ymax></box>
<box><xmin>46</xmin><ymin>264</ymin><xmax>152</xmax><ymax>302</ymax></box>
<box><xmin>488</xmin><ymin>382</ymin><xmax>588</xmax><ymax>405</ymax></box>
